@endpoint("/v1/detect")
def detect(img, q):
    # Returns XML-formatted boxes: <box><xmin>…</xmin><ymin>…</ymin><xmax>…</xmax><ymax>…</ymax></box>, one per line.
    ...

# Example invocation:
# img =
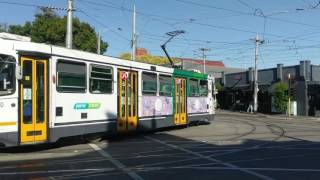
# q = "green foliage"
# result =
<box><xmin>120</xmin><ymin>53</ymin><xmax>132</xmax><ymax>60</ymax></box>
<box><xmin>215</xmin><ymin>81</ymin><xmax>224</xmax><ymax>92</ymax></box>
<box><xmin>119</xmin><ymin>52</ymin><xmax>178</xmax><ymax>65</ymax></box>
<box><xmin>272</xmin><ymin>82</ymin><xmax>289</xmax><ymax>113</ymax></box>
<box><xmin>8</xmin><ymin>8</ymin><xmax>108</xmax><ymax>53</ymax></box>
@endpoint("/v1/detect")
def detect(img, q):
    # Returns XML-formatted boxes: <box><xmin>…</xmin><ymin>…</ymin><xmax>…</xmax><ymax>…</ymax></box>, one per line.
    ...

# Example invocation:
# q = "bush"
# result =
<box><xmin>272</xmin><ymin>82</ymin><xmax>289</xmax><ymax>113</ymax></box>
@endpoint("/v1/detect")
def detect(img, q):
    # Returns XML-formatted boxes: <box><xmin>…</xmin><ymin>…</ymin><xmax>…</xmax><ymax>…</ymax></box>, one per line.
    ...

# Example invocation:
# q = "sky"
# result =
<box><xmin>1</xmin><ymin>0</ymin><xmax>320</xmax><ymax>69</ymax></box>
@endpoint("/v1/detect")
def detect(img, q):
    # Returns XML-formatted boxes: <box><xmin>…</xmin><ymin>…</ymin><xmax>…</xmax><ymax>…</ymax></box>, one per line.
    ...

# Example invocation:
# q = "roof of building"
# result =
<box><xmin>175</xmin><ymin>57</ymin><xmax>225</xmax><ymax>67</ymax></box>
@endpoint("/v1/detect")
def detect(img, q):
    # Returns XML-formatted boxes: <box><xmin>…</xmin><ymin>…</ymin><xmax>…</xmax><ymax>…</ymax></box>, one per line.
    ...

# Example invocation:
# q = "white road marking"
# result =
<box><xmin>88</xmin><ymin>143</ymin><xmax>144</xmax><ymax>180</ymax></box>
<box><xmin>131</xmin><ymin>166</ymin><xmax>320</xmax><ymax>173</ymax></box>
<box><xmin>145</xmin><ymin>136</ymin><xmax>275</xmax><ymax>180</ymax></box>
<box><xmin>171</xmin><ymin>166</ymin><xmax>320</xmax><ymax>172</ymax></box>
<box><xmin>139</xmin><ymin>117</ymin><xmax>166</xmax><ymax>121</ymax></box>
<box><xmin>0</xmin><ymin>168</ymin><xmax>114</xmax><ymax>175</ymax></box>
<box><xmin>188</xmin><ymin>113</ymin><xmax>209</xmax><ymax>116</ymax></box>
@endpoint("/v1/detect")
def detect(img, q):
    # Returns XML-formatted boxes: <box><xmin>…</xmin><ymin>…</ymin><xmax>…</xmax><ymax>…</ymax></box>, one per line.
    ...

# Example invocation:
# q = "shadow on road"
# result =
<box><xmin>0</xmin><ymin>123</ymin><xmax>320</xmax><ymax>180</ymax></box>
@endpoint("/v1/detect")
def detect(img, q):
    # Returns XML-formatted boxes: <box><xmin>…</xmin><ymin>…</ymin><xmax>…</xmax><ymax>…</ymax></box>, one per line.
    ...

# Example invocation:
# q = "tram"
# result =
<box><xmin>0</xmin><ymin>33</ymin><xmax>216</xmax><ymax>147</ymax></box>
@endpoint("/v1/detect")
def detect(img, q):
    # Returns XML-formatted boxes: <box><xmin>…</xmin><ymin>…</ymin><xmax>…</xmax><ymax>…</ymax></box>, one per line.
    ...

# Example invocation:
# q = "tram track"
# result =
<box><xmin>0</xmin><ymin>112</ymin><xmax>320</xmax><ymax>180</ymax></box>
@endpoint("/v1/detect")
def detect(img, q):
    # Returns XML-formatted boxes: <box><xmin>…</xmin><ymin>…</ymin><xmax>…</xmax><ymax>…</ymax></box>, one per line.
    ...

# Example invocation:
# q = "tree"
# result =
<box><xmin>119</xmin><ymin>52</ymin><xmax>178</xmax><ymax>65</ymax></box>
<box><xmin>272</xmin><ymin>82</ymin><xmax>289</xmax><ymax>113</ymax></box>
<box><xmin>0</xmin><ymin>23</ymin><xmax>8</xmax><ymax>32</ymax></box>
<box><xmin>215</xmin><ymin>81</ymin><xmax>224</xmax><ymax>92</ymax></box>
<box><xmin>8</xmin><ymin>8</ymin><xmax>108</xmax><ymax>53</ymax></box>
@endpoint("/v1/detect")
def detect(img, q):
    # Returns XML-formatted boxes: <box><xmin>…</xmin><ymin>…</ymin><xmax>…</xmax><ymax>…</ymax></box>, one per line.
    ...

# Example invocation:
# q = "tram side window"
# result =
<box><xmin>199</xmin><ymin>80</ymin><xmax>208</xmax><ymax>97</ymax></box>
<box><xmin>0</xmin><ymin>55</ymin><xmax>15</xmax><ymax>96</ymax></box>
<box><xmin>159</xmin><ymin>75</ymin><xmax>172</xmax><ymax>96</ymax></box>
<box><xmin>189</xmin><ymin>79</ymin><xmax>199</xmax><ymax>97</ymax></box>
<box><xmin>57</xmin><ymin>60</ymin><xmax>86</xmax><ymax>93</ymax></box>
<box><xmin>90</xmin><ymin>65</ymin><xmax>113</xmax><ymax>94</ymax></box>
<box><xmin>142</xmin><ymin>72</ymin><xmax>157</xmax><ymax>95</ymax></box>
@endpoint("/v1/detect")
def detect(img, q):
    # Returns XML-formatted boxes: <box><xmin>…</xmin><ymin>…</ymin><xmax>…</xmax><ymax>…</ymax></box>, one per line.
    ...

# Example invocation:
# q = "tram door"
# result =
<box><xmin>20</xmin><ymin>57</ymin><xmax>48</xmax><ymax>144</ymax></box>
<box><xmin>174</xmin><ymin>78</ymin><xmax>187</xmax><ymax>125</ymax></box>
<box><xmin>118</xmin><ymin>70</ymin><xmax>138</xmax><ymax>132</ymax></box>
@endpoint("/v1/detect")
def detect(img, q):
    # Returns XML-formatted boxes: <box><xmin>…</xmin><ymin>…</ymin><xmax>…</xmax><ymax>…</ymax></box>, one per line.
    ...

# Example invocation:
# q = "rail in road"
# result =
<box><xmin>1</xmin><ymin>112</ymin><xmax>320</xmax><ymax>179</ymax></box>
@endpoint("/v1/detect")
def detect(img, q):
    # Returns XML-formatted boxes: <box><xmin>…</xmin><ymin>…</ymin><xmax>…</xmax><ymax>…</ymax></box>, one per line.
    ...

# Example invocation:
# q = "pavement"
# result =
<box><xmin>1</xmin><ymin>111</ymin><xmax>320</xmax><ymax>180</ymax></box>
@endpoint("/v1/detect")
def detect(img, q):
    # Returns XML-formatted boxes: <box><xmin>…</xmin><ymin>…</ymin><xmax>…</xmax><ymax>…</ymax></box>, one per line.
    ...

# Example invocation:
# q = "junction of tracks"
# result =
<box><xmin>1</xmin><ymin>111</ymin><xmax>320</xmax><ymax>180</ymax></box>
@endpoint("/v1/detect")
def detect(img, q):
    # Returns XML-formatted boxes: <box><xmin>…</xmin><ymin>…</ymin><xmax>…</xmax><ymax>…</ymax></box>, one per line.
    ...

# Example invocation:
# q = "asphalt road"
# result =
<box><xmin>1</xmin><ymin>111</ymin><xmax>320</xmax><ymax>180</ymax></box>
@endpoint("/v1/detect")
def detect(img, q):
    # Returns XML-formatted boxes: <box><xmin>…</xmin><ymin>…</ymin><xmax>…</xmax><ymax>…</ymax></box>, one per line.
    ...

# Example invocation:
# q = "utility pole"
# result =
<box><xmin>199</xmin><ymin>48</ymin><xmax>210</xmax><ymax>74</ymax></box>
<box><xmin>97</xmin><ymin>31</ymin><xmax>101</xmax><ymax>54</ymax></box>
<box><xmin>253</xmin><ymin>33</ymin><xmax>264</xmax><ymax>112</ymax></box>
<box><xmin>131</xmin><ymin>4</ymin><xmax>136</xmax><ymax>61</ymax></box>
<box><xmin>66</xmin><ymin>0</ymin><xmax>73</xmax><ymax>49</ymax></box>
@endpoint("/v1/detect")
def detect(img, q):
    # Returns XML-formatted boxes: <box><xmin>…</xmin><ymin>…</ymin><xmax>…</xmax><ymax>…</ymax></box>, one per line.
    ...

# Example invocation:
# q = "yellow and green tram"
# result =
<box><xmin>0</xmin><ymin>33</ymin><xmax>215</xmax><ymax>147</ymax></box>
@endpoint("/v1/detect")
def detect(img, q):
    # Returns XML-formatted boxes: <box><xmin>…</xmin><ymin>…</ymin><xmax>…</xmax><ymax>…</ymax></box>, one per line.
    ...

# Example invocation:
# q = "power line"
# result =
<box><xmin>175</xmin><ymin>0</ymin><xmax>320</xmax><ymax>28</ymax></box>
<box><xmin>78</xmin><ymin>0</ymin><xmax>320</xmax><ymax>43</ymax></box>
<box><xmin>77</xmin><ymin>0</ymin><xmax>185</xmax><ymax>21</ymax></box>
<box><xmin>0</xmin><ymin>1</ymin><xmax>67</xmax><ymax>11</ymax></box>
<box><xmin>237</xmin><ymin>0</ymin><xmax>256</xmax><ymax>11</ymax></box>
<box><xmin>77</xmin><ymin>9</ymin><xmax>130</xmax><ymax>42</ymax></box>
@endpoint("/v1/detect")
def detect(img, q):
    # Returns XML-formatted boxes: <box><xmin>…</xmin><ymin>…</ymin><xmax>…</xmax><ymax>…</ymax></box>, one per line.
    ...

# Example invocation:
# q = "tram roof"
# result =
<box><xmin>0</xmin><ymin>37</ymin><xmax>172</xmax><ymax>73</ymax></box>
<box><xmin>0</xmin><ymin>37</ymin><xmax>209</xmax><ymax>78</ymax></box>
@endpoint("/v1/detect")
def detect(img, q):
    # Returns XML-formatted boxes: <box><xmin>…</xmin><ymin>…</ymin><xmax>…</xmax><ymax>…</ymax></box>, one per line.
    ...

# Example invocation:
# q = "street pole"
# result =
<box><xmin>253</xmin><ymin>33</ymin><xmax>263</xmax><ymax>112</ymax></box>
<box><xmin>288</xmin><ymin>73</ymin><xmax>291</xmax><ymax>117</ymax></box>
<box><xmin>199</xmin><ymin>48</ymin><xmax>210</xmax><ymax>74</ymax></box>
<box><xmin>66</xmin><ymin>0</ymin><xmax>73</xmax><ymax>49</ymax></box>
<box><xmin>132</xmin><ymin>4</ymin><xmax>136</xmax><ymax>61</ymax></box>
<box><xmin>97</xmin><ymin>31</ymin><xmax>101</xmax><ymax>54</ymax></box>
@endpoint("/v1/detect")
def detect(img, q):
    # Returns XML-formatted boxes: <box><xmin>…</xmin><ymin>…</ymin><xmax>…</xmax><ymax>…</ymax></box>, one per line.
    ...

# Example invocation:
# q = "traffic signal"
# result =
<box><xmin>290</xmin><ymin>87</ymin><xmax>296</xmax><ymax>98</ymax></box>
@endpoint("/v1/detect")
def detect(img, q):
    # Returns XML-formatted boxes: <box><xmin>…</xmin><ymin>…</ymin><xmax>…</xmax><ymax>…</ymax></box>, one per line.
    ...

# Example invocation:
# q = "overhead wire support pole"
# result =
<box><xmin>97</xmin><ymin>31</ymin><xmax>101</xmax><ymax>54</ymax></box>
<box><xmin>253</xmin><ymin>33</ymin><xmax>264</xmax><ymax>113</ymax></box>
<box><xmin>132</xmin><ymin>4</ymin><xmax>136</xmax><ymax>61</ymax></box>
<box><xmin>199</xmin><ymin>48</ymin><xmax>210</xmax><ymax>74</ymax></box>
<box><xmin>66</xmin><ymin>0</ymin><xmax>74</xmax><ymax>49</ymax></box>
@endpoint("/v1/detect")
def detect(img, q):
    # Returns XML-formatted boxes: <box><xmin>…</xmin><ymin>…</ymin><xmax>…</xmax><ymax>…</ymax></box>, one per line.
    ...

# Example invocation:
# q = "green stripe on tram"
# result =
<box><xmin>173</xmin><ymin>68</ymin><xmax>208</xmax><ymax>79</ymax></box>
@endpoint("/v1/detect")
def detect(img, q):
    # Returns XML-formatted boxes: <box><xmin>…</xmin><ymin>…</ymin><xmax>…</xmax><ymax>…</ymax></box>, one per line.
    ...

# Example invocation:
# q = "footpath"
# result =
<box><xmin>216</xmin><ymin>109</ymin><xmax>320</xmax><ymax>121</ymax></box>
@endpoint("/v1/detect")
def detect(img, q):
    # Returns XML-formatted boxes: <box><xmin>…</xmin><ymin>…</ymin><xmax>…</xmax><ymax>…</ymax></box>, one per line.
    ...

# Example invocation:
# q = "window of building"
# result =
<box><xmin>57</xmin><ymin>60</ymin><xmax>86</xmax><ymax>93</ymax></box>
<box><xmin>90</xmin><ymin>65</ymin><xmax>113</xmax><ymax>94</ymax></box>
<box><xmin>189</xmin><ymin>79</ymin><xmax>199</xmax><ymax>97</ymax></box>
<box><xmin>200</xmin><ymin>80</ymin><xmax>208</xmax><ymax>96</ymax></box>
<box><xmin>159</xmin><ymin>75</ymin><xmax>172</xmax><ymax>96</ymax></box>
<box><xmin>142</xmin><ymin>72</ymin><xmax>157</xmax><ymax>95</ymax></box>
<box><xmin>0</xmin><ymin>55</ymin><xmax>15</xmax><ymax>96</ymax></box>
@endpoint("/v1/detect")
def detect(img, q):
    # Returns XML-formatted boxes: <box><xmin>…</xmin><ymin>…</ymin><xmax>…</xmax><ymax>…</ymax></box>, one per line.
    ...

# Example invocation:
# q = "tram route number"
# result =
<box><xmin>122</xmin><ymin>71</ymin><xmax>129</xmax><ymax>80</ymax></box>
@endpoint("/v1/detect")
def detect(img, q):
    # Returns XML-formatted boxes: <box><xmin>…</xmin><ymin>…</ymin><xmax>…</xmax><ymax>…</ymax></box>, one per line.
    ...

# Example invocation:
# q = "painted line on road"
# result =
<box><xmin>144</xmin><ymin>136</ymin><xmax>275</xmax><ymax>180</ymax></box>
<box><xmin>171</xmin><ymin>166</ymin><xmax>320</xmax><ymax>172</ymax></box>
<box><xmin>88</xmin><ymin>143</ymin><xmax>144</xmax><ymax>180</ymax></box>
<box><xmin>0</xmin><ymin>168</ymin><xmax>114</xmax><ymax>175</ymax></box>
<box><xmin>139</xmin><ymin>117</ymin><xmax>166</xmax><ymax>121</ymax></box>
<box><xmin>188</xmin><ymin>113</ymin><xmax>209</xmax><ymax>117</ymax></box>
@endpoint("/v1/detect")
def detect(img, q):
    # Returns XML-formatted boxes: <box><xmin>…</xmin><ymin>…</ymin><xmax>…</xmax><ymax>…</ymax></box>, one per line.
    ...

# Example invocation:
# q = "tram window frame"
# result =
<box><xmin>142</xmin><ymin>72</ymin><xmax>157</xmax><ymax>96</ymax></box>
<box><xmin>159</xmin><ymin>74</ymin><xmax>172</xmax><ymax>96</ymax></box>
<box><xmin>189</xmin><ymin>79</ymin><xmax>199</xmax><ymax>97</ymax></box>
<box><xmin>0</xmin><ymin>55</ymin><xmax>15</xmax><ymax>96</ymax></box>
<box><xmin>56</xmin><ymin>60</ymin><xmax>87</xmax><ymax>93</ymax></box>
<box><xmin>89</xmin><ymin>64</ymin><xmax>113</xmax><ymax>94</ymax></box>
<box><xmin>199</xmin><ymin>80</ymin><xmax>208</xmax><ymax>97</ymax></box>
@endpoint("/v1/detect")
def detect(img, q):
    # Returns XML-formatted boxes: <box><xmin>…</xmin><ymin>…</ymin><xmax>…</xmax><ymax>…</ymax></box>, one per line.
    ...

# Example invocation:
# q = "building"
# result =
<box><xmin>135</xmin><ymin>48</ymin><xmax>245</xmax><ymax>78</ymax></box>
<box><xmin>136</xmin><ymin>48</ymin><xmax>148</xmax><ymax>56</ymax></box>
<box><xmin>175</xmin><ymin>58</ymin><xmax>245</xmax><ymax>78</ymax></box>
<box><xmin>217</xmin><ymin>60</ymin><xmax>320</xmax><ymax>116</ymax></box>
